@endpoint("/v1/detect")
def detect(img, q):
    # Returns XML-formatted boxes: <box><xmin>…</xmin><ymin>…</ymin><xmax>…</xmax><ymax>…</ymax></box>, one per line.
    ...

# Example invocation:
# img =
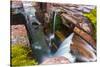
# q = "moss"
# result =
<box><xmin>55</xmin><ymin>15</ymin><xmax>62</xmax><ymax>31</ymax></box>
<box><xmin>11</xmin><ymin>44</ymin><xmax>38</xmax><ymax>66</ymax></box>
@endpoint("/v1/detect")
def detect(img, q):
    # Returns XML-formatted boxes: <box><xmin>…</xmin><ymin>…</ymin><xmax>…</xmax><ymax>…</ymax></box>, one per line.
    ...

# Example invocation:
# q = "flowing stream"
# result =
<box><xmin>11</xmin><ymin>2</ymin><xmax>96</xmax><ymax>64</ymax></box>
<box><xmin>42</xmin><ymin>11</ymin><xmax>76</xmax><ymax>63</ymax></box>
<box><xmin>54</xmin><ymin>33</ymin><xmax>76</xmax><ymax>62</ymax></box>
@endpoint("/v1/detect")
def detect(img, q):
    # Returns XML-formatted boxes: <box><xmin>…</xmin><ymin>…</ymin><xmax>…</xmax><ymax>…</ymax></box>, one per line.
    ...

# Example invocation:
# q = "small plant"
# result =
<box><xmin>11</xmin><ymin>44</ymin><xmax>38</xmax><ymax>66</ymax></box>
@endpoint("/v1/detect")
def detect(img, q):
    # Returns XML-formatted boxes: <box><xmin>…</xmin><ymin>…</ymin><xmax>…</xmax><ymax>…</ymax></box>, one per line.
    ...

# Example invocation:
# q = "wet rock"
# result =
<box><xmin>71</xmin><ymin>35</ymin><xmax>96</xmax><ymax>62</ymax></box>
<box><xmin>41</xmin><ymin>56</ymin><xmax>70</xmax><ymax>64</ymax></box>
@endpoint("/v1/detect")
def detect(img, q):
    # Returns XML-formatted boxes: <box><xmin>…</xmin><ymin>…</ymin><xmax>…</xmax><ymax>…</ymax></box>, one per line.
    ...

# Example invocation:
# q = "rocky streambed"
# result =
<box><xmin>11</xmin><ymin>1</ymin><xmax>96</xmax><ymax>65</ymax></box>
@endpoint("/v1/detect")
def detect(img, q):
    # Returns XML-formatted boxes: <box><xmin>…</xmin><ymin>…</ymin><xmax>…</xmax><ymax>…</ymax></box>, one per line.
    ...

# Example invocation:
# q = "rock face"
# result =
<box><xmin>11</xmin><ymin>25</ymin><xmax>30</xmax><ymax>46</ymax></box>
<box><xmin>71</xmin><ymin>35</ymin><xmax>96</xmax><ymax>62</ymax></box>
<box><xmin>11</xmin><ymin>0</ymin><xmax>23</xmax><ymax>8</ymax></box>
<box><xmin>41</xmin><ymin>56</ymin><xmax>70</xmax><ymax>64</ymax></box>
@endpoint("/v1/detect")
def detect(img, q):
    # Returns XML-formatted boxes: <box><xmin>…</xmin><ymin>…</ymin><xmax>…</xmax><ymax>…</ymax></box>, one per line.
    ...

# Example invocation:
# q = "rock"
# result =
<box><xmin>71</xmin><ymin>35</ymin><xmax>96</xmax><ymax>62</ymax></box>
<box><xmin>41</xmin><ymin>56</ymin><xmax>70</xmax><ymax>64</ymax></box>
<box><xmin>11</xmin><ymin>25</ymin><xmax>30</xmax><ymax>46</ymax></box>
<box><xmin>11</xmin><ymin>1</ymin><xmax>23</xmax><ymax>8</ymax></box>
<box><xmin>76</xmin><ymin>5</ymin><xmax>95</xmax><ymax>13</ymax></box>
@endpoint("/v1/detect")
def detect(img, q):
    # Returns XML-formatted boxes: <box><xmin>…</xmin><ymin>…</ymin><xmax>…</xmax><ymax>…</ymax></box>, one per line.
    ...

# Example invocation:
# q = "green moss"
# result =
<box><xmin>84</xmin><ymin>8</ymin><xmax>96</xmax><ymax>25</ymax></box>
<box><xmin>83</xmin><ymin>8</ymin><xmax>97</xmax><ymax>40</ymax></box>
<box><xmin>50</xmin><ymin>15</ymin><xmax>62</xmax><ymax>33</ymax></box>
<box><xmin>11</xmin><ymin>44</ymin><xmax>38</xmax><ymax>66</ymax></box>
<box><xmin>55</xmin><ymin>15</ymin><xmax>62</xmax><ymax>31</ymax></box>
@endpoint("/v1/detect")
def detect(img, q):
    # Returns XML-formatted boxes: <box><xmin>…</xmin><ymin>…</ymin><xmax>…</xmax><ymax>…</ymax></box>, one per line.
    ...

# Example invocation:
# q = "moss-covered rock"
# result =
<box><xmin>11</xmin><ymin>44</ymin><xmax>38</xmax><ymax>66</ymax></box>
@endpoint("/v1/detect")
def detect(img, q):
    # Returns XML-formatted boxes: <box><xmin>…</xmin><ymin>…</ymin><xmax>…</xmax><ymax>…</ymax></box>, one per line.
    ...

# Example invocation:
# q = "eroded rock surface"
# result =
<box><xmin>11</xmin><ymin>25</ymin><xmax>30</xmax><ymax>46</ymax></box>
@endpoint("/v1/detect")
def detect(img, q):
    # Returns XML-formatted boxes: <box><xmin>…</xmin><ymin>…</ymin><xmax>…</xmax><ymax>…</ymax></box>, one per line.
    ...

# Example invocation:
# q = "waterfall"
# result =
<box><xmin>54</xmin><ymin>33</ymin><xmax>76</xmax><ymax>62</ymax></box>
<box><xmin>48</xmin><ymin>12</ymin><xmax>57</xmax><ymax>47</ymax></box>
<box><xmin>53</xmin><ymin>12</ymin><xmax>57</xmax><ymax>36</ymax></box>
<box><xmin>48</xmin><ymin>11</ymin><xmax>76</xmax><ymax>62</ymax></box>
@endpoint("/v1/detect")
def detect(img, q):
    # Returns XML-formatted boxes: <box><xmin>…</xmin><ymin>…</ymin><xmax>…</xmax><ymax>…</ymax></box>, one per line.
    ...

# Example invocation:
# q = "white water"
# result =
<box><xmin>49</xmin><ymin>12</ymin><xmax>76</xmax><ymax>62</ymax></box>
<box><xmin>53</xmin><ymin>12</ymin><xmax>57</xmax><ymax>36</ymax></box>
<box><xmin>54</xmin><ymin>33</ymin><xmax>76</xmax><ymax>62</ymax></box>
<box><xmin>48</xmin><ymin>12</ymin><xmax>57</xmax><ymax>47</ymax></box>
<box><xmin>51</xmin><ymin>12</ymin><xmax>57</xmax><ymax>38</ymax></box>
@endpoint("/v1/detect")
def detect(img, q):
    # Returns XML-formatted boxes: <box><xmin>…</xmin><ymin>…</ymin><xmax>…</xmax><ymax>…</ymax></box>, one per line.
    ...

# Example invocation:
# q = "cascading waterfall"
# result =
<box><xmin>51</xmin><ymin>11</ymin><xmax>58</xmax><ymax>39</ymax></box>
<box><xmin>41</xmin><ymin>33</ymin><xmax>76</xmax><ymax>63</ymax></box>
<box><xmin>26</xmin><ymin>8</ymin><xmax>96</xmax><ymax>63</ymax></box>
<box><xmin>54</xmin><ymin>33</ymin><xmax>76</xmax><ymax>62</ymax></box>
<box><xmin>11</xmin><ymin>2</ymin><xmax>96</xmax><ymax>65</ymax></box>
<box><xmin>47</xmin><ymin>11</ymin><xmax>76</xmax><ymax>63</ymax></box>
<box><xmin>48</xmin><ymin>11</ymin><xmax>57</xmax><ymax>47</ymax></box>
<box><xmin>53</xmin><ymin>11</ymin><xmax>57</xmax><ymax>37</ymax></box>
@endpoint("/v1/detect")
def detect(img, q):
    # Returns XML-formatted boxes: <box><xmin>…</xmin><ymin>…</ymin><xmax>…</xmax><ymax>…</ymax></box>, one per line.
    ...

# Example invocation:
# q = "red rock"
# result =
<box><xmin>41</xmin><ymin>56</ymin><xmax>70</xmax><ymax>64</ymax></box>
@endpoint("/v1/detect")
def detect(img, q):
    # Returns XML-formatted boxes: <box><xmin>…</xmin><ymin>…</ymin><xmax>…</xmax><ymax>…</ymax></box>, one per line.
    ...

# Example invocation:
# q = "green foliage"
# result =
<box><xmin>83</xmin><ymin>8</ymin><xmax>97</xmax><ymax>40</ymax></box>
<box><xmin>50</xmin><ymin>15</ymin><xmax>62</xmax><ymax>33</ymax></box>
<box><xmin>84</xmin><ymin>8</ymin><xmax>96</xmax><ymax>26</ymax></box>
<box><xmin>11</xmin><ymin>44</ymin><xmax>38</xmax><ymax>66</ymax></box>
<box><xmin>55</xmin><ymin>15</ymin><xmax>62</xmax><ymax>31</ymax></box>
